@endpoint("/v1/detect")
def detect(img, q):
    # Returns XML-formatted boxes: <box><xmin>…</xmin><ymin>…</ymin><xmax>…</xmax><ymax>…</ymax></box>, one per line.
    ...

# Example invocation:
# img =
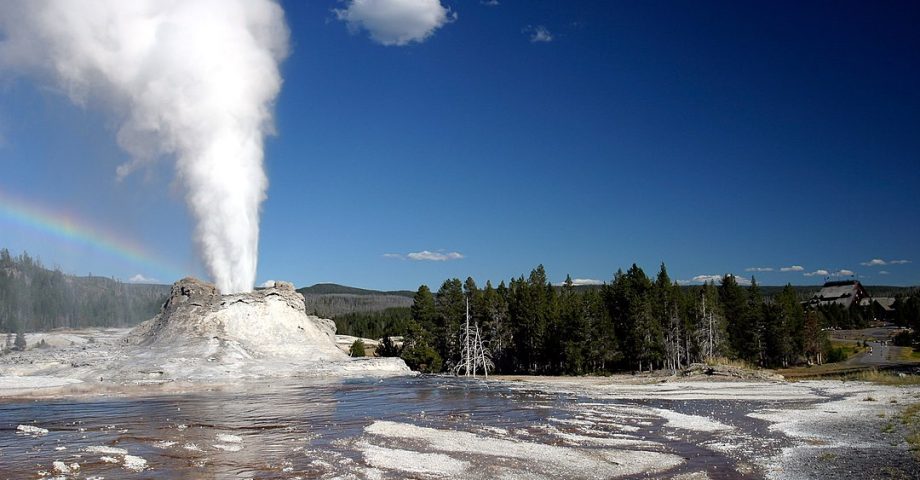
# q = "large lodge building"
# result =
<box><xmin>804</xmin><ymin>279</ymin><xmax>898</xmax><ymax>322</ymax></box>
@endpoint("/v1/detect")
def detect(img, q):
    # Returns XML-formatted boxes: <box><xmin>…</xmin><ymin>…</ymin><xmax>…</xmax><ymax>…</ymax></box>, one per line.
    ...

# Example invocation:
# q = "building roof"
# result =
<box><xmin>808</xmin><ymin>280</ymin><xmax>868</xmax><ymax>309</ymax></box>
<box><xmin>860</xmin><ymin>297</ymin><xmax>897</xmax><ymax>310</ymax></box>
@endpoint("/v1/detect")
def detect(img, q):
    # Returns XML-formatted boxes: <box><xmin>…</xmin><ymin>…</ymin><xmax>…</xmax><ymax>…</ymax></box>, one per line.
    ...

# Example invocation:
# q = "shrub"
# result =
<box><xmin>893</xmin><ymin>330</ymin><xmax>914</xmax><ymax>347</ymax></box>
<box><xmin>376</xmin><ymin>336</ymin><xmax>402</xmax><ymax>357</ymax></box>
<box><xmin>349</xmin><ymin>339</ymin><xmax>366</xmax><ymax>357</ymax></box>
<box><xmin>401</xmin><ymin>343</ymin><xmax>443</xmax><ymax>373</ymax></box>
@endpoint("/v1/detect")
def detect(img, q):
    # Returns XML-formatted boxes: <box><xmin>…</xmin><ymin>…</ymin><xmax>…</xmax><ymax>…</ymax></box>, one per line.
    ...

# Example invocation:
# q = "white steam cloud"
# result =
<box><xmin>335</xmin><ymin>0</ymin><xmax>454</xmax><ymax>46</ymax></box>
<box><xmin>0</xmin><ymin>1</ymin><xmax>289</xmax><ymax>293</ymax></box>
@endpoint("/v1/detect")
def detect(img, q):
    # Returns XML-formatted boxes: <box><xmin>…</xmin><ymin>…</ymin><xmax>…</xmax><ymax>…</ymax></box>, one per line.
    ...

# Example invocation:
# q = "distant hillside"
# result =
<box><xmin>0</xmin><ymin>249</ymin><xmax>169</xmax><ymax>333</ymax></box>
<box><xmin>297</xmin><ymin>283</ymin><xmax>415</xmax><ymax>298</ymax></box>
<box><xmin>296</xmin><ymin>284</ymin><xmax>414</xmax><ymax>318</ymax></box>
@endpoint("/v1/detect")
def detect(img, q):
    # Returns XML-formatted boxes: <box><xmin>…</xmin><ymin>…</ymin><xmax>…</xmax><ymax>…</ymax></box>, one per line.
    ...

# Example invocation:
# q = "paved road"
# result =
<box><xmin>842</xmin><ymin>339</ymin><xmax>918</xmax><ymax>368</ymax></box>
<box><xmin>845</xmin><ymin>341</ymin><xmax>887</xmax><ymax>366</ymax></box>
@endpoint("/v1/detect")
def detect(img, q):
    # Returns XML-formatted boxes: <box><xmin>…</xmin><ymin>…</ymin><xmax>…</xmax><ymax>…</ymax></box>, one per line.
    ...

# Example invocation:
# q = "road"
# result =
<box><xmin>844</xmin><ymin>340</ymin><xmax>898</xmax><ymax>367</ymax></box>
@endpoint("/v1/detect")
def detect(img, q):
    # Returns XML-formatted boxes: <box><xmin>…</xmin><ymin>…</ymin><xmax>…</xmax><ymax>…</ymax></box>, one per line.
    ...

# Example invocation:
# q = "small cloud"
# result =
<box><xmin>803</xmin><ymin>269</ymin><xmax>830</xmax><ymax>277</ymax></box>
<box><xmin>690</xmin><ymin>274</ymin><xmax>722</xmax><ymax>284</ymax></box>
<box><xmin>685</xmin><ymin>274</ymin><xmax>750</xmax><ymax>286</ymax></box>
<box><xmin>879</xmin><ymin>271</ymin><xmax>890</xmax><ymax>275</ymax></box>
<box><xmin>128</xmin><ymin>274</ymin><xmax>159</xmax><ymax>284</ymax></box>
<box><xmin>861</xmin><ymin>258</ymin><xmax>887</xmax><ymax>266</ymax></box>
<box><xmin>734</xmin><ymin>276</ymin><xmax>752</xmax><ymax>286</ymax></box>
<box><xmin>554</xmin><ymin>278</ymin><xmax>604</xmax><ymax>286</ymax></box>
<box><xmin>382</xmin><ymin>253</ymin><xmax>405</xmax><ymax>260</ymax></box>
<box><xmin>406</xmin><ymin>250</ymin><xmax>464</xmax><ymax>261</ymax></box>
<box><xmin>335</xmin><ymin>0</ymin><xmax>456</xmax><ymax>46</ymax></box>
<box><xmin>836</xmin><ymin>269</ymin><xmax>855</xmax><ymax>276</ymax></box>
<box><xmin>860</xmin><ymin>258</ymin><xmax>911</xmax><ymax>266</ymax></box>
<box><xmin>524</xmin><ymin>25</ymin><xmax>553</xmax><ymax>43</ymax></box>
<box><xmin>745</xmin><ymin>267</ymin><xmax>774</xmax><ymax>272</ymax></box>
<box><xmin>480</xmin><ymin>0</ymin><xmax>500</xmax><ymax>5</ymax></box>
<box><xmin>780</xmin><ymin>265</ymin><xmax>805</xmax><ymax>272</ymax></box>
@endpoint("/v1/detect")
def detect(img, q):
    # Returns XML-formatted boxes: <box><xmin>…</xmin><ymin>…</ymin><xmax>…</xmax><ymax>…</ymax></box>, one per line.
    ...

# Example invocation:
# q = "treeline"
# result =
<box><xmin>301</xmin><ymin>293</ymin><xmax>413</xmax><ymax>318</ymax></box>
<box><xmin>334</xmin><ymin>307</ymin><xmax>411</xmax><ymax>339</ymax></box>
<box><xmin>387</xmin><ymin>264</ymin><xmax>876</xmax><ymax>374</ymax></box>
<box><xmin>0</xmin><ymin>249</ymin><xmax>168</xmax><ymax>333</ymax></box>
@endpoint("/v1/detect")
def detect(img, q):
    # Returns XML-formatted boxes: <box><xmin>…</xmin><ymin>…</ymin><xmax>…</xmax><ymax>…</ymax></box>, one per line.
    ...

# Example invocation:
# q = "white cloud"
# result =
<box><xmin>686</xmin><ymin>274</ymin><xmax>750</xmax><ymax>286</ymax></box>
<box><xmin>860</xmin><ymin>258</ymin><xmax>911</xmax><ymax>266</ymax></box>
<box><xmin>406</xmin><ymin>250</ymin><xmax>464</xmax><ymax>261</ymax></box>
<box><xmin>745</xmin><ymin>267</ymin><xmax>774</xmax><ymax>272</ymax></box>
<box><xmin>524</xmin><ymin>25</ymin><xmax>553</xmax><ymax>43</ymax></box>
<box><xmin>879</xmin><ymin>271</ymin><xmax>890</xmax><ymax>275</ymax></box>
<box><xmin>335</xmin><ymin>0</ymin><xmax>455</xmax><ymax>46</ymax></box>
<box><xmin>691</xmin><ymin>275</ymin><xmax>723</xmax><ymax>284</ymax></box>
<box><xmin>554</xmin><ymin>278</ymin><xmax>604</xmax><ymax>286</ymax></box>
<box><xmin>861</xmin><ymin>258</ymin><xmax>887</xmax><ymax>266</ymax></box>
<box><xmin>480</xmin><ymin>0</ymin><xmax>500</xmax><ymax>5</ymax></box>
<box><xmin>835</xmin><ymin>269</ymin><xmax>855</xmax><ymax>276</ymax></box>
<box><xmin>382</xmin><ymin>253</ymin><xmax>405</xmax><ymax>259</ymax></box>
<box><xmin>128</xmin><ymin>274</ymin><xmax>159</xmax><ymax>284</ymax></box>
<box><xmin>780</xmin><ymin>265</ymin><xmax>805</xmax><ymax>272</ymax></box>
<box><xmin>803</xmin><ymin>269</ymin><xmax>830</xmax><ymax>277</ymax></box>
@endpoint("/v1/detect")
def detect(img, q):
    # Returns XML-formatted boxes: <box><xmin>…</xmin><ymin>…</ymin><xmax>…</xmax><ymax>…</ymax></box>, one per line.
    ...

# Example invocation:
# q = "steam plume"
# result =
<box><xmin>0</xmin><ymin>0</ymin><xmax>289</xmax><ymax>293</ymax></box>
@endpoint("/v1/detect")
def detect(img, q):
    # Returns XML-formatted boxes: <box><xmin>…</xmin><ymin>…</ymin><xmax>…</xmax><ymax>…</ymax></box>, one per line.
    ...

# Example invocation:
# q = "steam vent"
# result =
<box><xmin>100</xmin><ymin>278</ymin><xmax>411</xmax><ymax>382</ymax></box>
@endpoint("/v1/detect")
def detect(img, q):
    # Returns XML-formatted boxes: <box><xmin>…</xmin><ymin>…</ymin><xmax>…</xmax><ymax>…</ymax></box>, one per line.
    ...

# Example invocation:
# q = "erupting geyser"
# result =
<box><xmin>0</xmin><ymin>0</ymin><xmax>290</xmax><ymax>293</ymax></box>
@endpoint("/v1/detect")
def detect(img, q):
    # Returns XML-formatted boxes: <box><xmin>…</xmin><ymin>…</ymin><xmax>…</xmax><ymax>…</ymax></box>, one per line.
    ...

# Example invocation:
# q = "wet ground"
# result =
<box><xmin>1</xmin><ymin>376</ymin><xmax>918</xmax><ymax>479</ymax></box>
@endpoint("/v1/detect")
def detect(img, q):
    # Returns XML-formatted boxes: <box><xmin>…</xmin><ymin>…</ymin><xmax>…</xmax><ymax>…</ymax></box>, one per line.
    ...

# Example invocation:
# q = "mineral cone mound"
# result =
<box><xmin>99</xmin><ymin>277</ymin><xmax>411</xmax><ymax>382</ymax></box>
<box><xmin>127</xmin><ymin>278</ymin><xmax>343</xmax><ymax>359</ymax></box>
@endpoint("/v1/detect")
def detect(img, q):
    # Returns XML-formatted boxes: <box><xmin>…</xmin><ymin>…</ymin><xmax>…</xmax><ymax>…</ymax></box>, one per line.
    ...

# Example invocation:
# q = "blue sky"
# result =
<box><xmin>1</xmin><ymin>0</ymin><xmax>918</xmax><ymax>289</ymax></box>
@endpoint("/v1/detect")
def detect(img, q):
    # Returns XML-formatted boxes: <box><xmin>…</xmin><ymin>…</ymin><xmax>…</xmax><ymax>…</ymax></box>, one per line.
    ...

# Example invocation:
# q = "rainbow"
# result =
<box><xmin>0</xmin><ymin>188</ymin><xmax>186</xmax><ymax>282</ymax></box>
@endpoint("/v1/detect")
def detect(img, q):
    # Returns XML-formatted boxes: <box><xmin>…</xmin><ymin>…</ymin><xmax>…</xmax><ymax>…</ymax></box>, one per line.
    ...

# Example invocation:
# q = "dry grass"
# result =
<box><xmin>841</xmin><ymin>370</ymin><xmax>920</xmax><ymax>386</ymax></box>
<box><xmin>703</xmin><ymin>357</ymin><xmax>758</xmax><ymax>370</ymax></box>
<box><xmin>901</xmin><ymin>403</ymin><xmax>920</xmax><ymax>457</ymax></box>
<box><xmin>896</xmin><ymin>348</ymin><xmax>920</xmax><ymax>362</ymax></box>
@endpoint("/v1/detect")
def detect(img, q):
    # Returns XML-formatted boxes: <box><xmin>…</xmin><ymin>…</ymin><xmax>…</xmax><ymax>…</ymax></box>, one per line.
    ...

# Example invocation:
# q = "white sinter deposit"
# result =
<box><xmin>110</xmin><ymin>277</ymin><xmax>410</xmax><ymax>381</ymax></box>
<box><xmin>0</xmin><ymin>278</ymin><xmax>410</xmax><ymax>389</ymax></box>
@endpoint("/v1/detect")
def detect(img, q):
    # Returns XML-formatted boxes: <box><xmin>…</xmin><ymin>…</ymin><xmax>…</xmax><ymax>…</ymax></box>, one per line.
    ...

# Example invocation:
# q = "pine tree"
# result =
<box><xmin>435</xmin><ymin>278</ymin><xmax>465</xmax><ymax>369</ymax></box>
<box><xmin>696</xmin><ymin>282</ymin><xmax>725</xmax><ymax>361</ymax></box>
<box><xmin>349</xmin><ymin>339</ymin><xmax>366</xmax><ymax>357</ymax></box>
<box><xmin>775</xmin><ymin>285</ymin><xmax>803</xmax><ymax>366</ymax></box>
<box><xmin>13</xmin><ymin>330</ymin><xmax>26</xmax><ymax>351</ymax></box>
<box><xmin>410</xmin><ymin>285</ymin><xmax>437</xmax><ymax>333</ymax></box>
<box><xmin>402</xmin><ymin>285</ymin><xmax>443</xmax><ymax>372</ymax></box>
<box><xmin>803</xmin><ymin>310</ymin><xmax>824</xmax><ymax>364</ymax></box>
<box><xmin>746</xmin><ymin>277</ymin><xmax>765</xmax><ymax>364</ymax></box>
<box><xmin>719</xmin><ymin>275</ymin><xmax>749</xmax><ymax>360</ymax></box>
<box><xmin>376</xmin><ymin>336</ymin><xmax>402</xmax><ymax>357</ymax></box>
<box><xmin>482</xmin><ymin>280</ymin><xmax>511</xmax><ymax>372</ymax></box>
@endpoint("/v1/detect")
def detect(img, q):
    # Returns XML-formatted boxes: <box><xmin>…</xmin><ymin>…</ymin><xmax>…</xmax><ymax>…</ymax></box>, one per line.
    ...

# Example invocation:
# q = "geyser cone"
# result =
<box><xmin>129</xmin><ymin>277</ymin><xmax>344</xmax><ymax>360</ymax></box>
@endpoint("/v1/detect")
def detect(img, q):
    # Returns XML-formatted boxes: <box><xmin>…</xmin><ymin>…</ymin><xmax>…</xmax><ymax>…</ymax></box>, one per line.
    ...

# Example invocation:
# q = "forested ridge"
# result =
<box><xmin>0</xmin><ymin>249</ymin><xmax>169</xmax><ymax>333</ymax></box>
<box><xmin>353</xmin><ymin>264</ymin><xmax>920</xmax><ymax>374</ymax></box>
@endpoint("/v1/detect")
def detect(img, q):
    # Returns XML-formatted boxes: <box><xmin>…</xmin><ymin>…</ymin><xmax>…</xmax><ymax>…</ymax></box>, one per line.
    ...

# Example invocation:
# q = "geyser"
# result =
<box><xmin>0</xmin><ymin>0</ymin><xmax>290</xmax><ymax>293</ymax></box>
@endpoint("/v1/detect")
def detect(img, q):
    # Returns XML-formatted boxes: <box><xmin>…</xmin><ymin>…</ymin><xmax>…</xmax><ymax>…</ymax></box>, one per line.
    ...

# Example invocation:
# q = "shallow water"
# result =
<box><xmin>0</xmin><ymin>376</ymin><xmax>877</xmax><ymax>479</ymax></box>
